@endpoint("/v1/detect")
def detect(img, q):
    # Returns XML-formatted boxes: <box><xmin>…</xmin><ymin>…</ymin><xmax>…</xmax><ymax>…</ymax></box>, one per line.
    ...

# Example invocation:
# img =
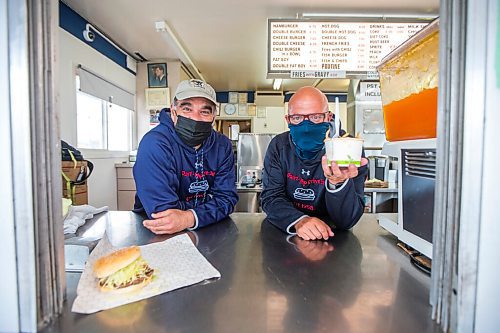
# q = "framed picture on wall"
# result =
<box><xmin>247</xmin><ymin>104</ymin><xmax>256</xmax><ymax>116</ymax></box>
<box><xmin>149</xmin><ymin>109</ymin><xmax>161</xmax><ymax>128</ymax></box>
<box><xmin>145</xmin><ymin>88</ymin><xmax>170</xmax><ymax>109</ymax></box>
<box><xmin>147</xmin><ymin>63</ymin><xmax>168</xmax><ymax>88</ymax></box>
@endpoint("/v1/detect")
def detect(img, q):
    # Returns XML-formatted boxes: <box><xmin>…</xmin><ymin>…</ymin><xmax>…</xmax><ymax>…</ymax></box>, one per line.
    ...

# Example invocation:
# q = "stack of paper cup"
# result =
<box><xmin>325</xmin><ymin>137</ymin><xmax>364</xmax><ymax>167</ymax></box>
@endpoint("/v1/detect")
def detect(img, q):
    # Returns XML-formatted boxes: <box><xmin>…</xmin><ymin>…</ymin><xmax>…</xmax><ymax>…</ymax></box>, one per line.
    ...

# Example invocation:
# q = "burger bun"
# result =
<box><xmin>93</xmin><ymin>246</ymin><xmax>141</xmax><ymax>278</ymax></box>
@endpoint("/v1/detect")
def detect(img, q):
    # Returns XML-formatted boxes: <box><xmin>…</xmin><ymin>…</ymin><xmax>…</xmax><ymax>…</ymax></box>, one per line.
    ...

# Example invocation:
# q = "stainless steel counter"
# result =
<box><xmin>42</xmin><ymin>212</ymin><xmax>439</xmax><ymax>333</ymax></box>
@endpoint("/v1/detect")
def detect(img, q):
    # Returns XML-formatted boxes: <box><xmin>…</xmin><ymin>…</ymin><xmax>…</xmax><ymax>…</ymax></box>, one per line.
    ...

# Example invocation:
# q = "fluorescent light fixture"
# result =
<box><xmin>155</xmin><ymin>20</ymin><xmax>205</xmax><ymax>81</ymax></box>
<box><xmin>273</xmin><ymin>79</ymin><xmax>282</xmax><ymax>90</ymax></box>
<box><xmin>301</xmin><ymin>13</ymin><xmax>437</xmax><ymax>20</ymax></box>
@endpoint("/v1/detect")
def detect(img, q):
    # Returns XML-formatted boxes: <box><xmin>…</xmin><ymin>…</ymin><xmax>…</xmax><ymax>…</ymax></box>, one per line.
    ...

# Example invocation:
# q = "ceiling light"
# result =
<box><xmin>155</xmin><ymin>21</ymin><xmax>168</xmax><ymax>32</ymax></box>
<box><xmin>155</xmin><ymin>20</ymin><xmax>205</xmax><ymax>81</ymax></box>
<box><xmin>273</xmin><ymin>79</ymin><xmax>282</xmax><ymax>90</ymax></box>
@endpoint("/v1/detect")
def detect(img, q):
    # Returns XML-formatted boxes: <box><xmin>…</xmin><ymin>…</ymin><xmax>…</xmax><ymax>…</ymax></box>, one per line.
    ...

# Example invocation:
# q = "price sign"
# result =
<box><xmin>268</xmin><ymin>18</ymin><xmax>432</xmax><ymax>78</ymax></box>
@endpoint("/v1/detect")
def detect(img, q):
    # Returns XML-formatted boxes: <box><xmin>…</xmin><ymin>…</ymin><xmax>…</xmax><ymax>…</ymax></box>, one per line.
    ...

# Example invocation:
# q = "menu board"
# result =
<box><xmin>268</xmin><ymin>19</ymin><xmax>431</xmax><ymax>78</ymax></box>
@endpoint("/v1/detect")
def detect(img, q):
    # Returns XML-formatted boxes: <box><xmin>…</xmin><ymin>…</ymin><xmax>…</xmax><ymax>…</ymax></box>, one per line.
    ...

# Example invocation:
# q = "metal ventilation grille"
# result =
<box><xmin>404</xmin><ymin>149</ymin><xmax>437</xmax><ymax>179</ymax></box>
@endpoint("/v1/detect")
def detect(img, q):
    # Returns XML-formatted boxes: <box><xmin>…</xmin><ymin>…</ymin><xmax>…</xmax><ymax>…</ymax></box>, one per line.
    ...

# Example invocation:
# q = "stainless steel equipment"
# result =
<box><xmin>368</xmin><ymin>155</ymin><xmax>390</xmax><ymax>181</ymax></box>
<box><xmin>347</xmin><ymin>80</ymin><xmax>386</xmax><ymax>156</ymax></box>
<box><xmin>401</xmin><ymin>148</ymin><xmax>436</xmax><ymax>244</ymax></box>
<box><xmin>378</xmin><ymin>139</ymin><xmax>436</xmax><ymax>258</ymax></box>
<box><xmin>235</xmin><ymin>133</ymin><xmax>274</xmax><ymax>212</ymax></box>
<box><xmin>237</xmin><ymin>133</ymin><xmax>273</xmax><ymax>185</ymax></box>
<box><xmin>235</xmin><ymin>187</ymin><xmax>263</xmax><ymax>213</ymax></box>
<box><xmin>375</xmin><ymin>23</ymin><xmax>440</xmax><ymax>260</ymax></box>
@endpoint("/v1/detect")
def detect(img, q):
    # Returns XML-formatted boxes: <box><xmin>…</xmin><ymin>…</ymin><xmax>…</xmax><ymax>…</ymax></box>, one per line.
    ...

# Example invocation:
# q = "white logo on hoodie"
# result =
<box><xmin>293</xmin><ymin>188</ymin><xmax>315</xmax><ymax>201</ymax></box>
<box><xmin>188</xmin><ymin>180</ymin><xmax>209</xmax><ymax>193</ymax></box>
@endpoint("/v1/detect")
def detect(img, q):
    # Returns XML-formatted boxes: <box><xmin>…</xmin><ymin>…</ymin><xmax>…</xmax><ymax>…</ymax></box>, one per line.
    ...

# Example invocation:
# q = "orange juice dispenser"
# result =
<box><xmin>377</xmin><ymin>19</ymin><xmax>439</xmax><ymax>142</ymax></box>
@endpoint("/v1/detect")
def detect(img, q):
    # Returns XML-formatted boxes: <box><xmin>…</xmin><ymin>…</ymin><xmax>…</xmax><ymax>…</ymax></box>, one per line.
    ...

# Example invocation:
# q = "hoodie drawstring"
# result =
<box><xmin>194</xmin><ymin>148</ymin><xmax>207</xmax><ymax>207</ymax></box>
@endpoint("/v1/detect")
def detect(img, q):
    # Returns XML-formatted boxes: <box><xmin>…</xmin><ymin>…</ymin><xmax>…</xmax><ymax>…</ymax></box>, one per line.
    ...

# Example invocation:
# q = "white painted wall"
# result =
<box><xmin>58</xmin><ymin>28</ymin><xmax>136</xmax><ymax>209</ymax></box>
<box><xmin>253</xmin><ymin>106</ymin><xmax>287</xmax><ymax>133</ymax></box>
<box><xmin>135</xmin><ymin>60</ymin><xmax>181</xmax><ymax>141</ymax></box>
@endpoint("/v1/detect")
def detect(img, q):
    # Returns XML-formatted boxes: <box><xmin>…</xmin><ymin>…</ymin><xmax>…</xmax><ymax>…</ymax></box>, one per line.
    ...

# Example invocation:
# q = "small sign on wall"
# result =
<box><xmin>257</xmin><ymin>106</ymin><xmax>267</xmax><ymax>118</ymax></box>
<box><xmin>149</xmin><ymin>109</ymin><xmax>161</xmax><ymax>129</ymax></box>
<box><xmin>359</xmin><ymin>82</ymin><xmax>381</xmax><ymax>101</ymax></box>
<box><xmin>228</xmin><ymin>92</ymin><xmax>238</xmax><ymax>104</ymax></box>
<box><xmin>238</xmin><ymin>104</ymin><xmax>248</xmax><ymax>116</ymax></box>
<box><xmin>247</xmin><ymin>104</ymin><xmax>256</xmax><ymax>116</ymax></box>
<box><xmin>145</xmin><ymin>88</ymin><xmax>170</xmax><ymax>109</ymax></box>
<box><xmin>238</xmin><ymin>92</ymin><xmax>248</xmax><ymax>104</ymax></box>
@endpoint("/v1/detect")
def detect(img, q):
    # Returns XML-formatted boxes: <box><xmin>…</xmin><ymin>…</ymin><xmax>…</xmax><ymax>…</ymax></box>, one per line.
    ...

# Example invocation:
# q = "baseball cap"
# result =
<box><xmin>174</xmin><ymin>79</ymin><xmax>217</xmax><ymax>105</ymax></box>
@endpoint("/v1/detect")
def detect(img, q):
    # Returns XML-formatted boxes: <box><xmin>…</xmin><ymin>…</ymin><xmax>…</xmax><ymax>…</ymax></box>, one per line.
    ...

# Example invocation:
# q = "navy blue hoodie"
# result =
<box><xmin>133</xmin><ymin>110</ymin><xmax>238</xmax><ymax>229</ymax></box>
<box><xmin>261</xmin><ymin>132</ymin><xmax>367</xmax><ymax>234</ymax></box>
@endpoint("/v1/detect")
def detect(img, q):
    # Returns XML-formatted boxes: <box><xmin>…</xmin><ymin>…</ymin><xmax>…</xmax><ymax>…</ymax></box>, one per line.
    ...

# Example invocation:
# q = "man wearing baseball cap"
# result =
<box><xmin>133</xmin><ymin>79</ymin><xmax>238</xmax><ymax>234</ymax></box>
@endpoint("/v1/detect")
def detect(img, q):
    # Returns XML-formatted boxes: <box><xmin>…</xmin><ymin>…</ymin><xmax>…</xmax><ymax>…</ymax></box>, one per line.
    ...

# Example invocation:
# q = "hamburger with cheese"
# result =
<box><xmin>93</xmin><ymin>246</ymin><xmax>154</xmax><ymax>293</ymax></box>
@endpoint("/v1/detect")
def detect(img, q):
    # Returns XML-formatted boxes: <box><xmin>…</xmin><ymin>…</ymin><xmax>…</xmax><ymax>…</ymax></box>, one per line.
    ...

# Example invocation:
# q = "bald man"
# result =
<box><xmin>261</xmin><ymin>86</ymin><xmax>368</xmax><ymax>241</ymax></box>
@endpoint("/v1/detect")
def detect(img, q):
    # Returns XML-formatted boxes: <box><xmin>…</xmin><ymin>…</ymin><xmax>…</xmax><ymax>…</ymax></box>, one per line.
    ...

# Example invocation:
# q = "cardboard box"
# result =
<box><xmin>63</xmin><ymin>184</ymin><xmax>87</xmax><ymax>195</ymax></box>
<box><xmin>67</xmin><ymin>192</ymin><xmax>88</xmax><ymax>206</ymax></box>
<box><xmin>62</xmin><ymin>161</ymin><xmax>89</xmax><ymax>205</ymax></box>
<box><xmin>62</xmin><ymin>161</ymin><xmax>88</xmax><ymax>180</ymax></box>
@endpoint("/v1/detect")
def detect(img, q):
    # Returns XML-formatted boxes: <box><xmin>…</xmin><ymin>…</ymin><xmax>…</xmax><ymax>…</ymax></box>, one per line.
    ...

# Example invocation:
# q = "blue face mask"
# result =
<box><xmin>288</xmin><ymin>120</ymin><xmax>330</xmax><ymax>160</ymax></box>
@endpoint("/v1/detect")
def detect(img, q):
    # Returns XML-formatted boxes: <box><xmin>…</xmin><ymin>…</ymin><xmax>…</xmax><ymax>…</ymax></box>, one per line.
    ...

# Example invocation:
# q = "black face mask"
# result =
<box><xmin>174</xmin><ymin>114</ymin><xmax>213</xmax><ymax>147</ymax></box>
